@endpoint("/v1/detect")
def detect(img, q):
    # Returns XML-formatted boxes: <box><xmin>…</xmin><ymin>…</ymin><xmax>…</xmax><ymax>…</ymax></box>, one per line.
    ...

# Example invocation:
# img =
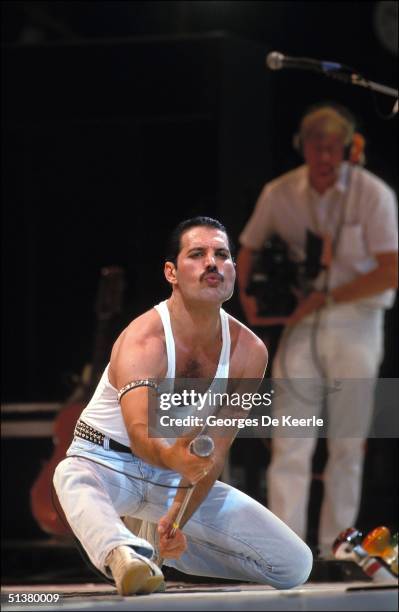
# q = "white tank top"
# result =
<box><xmin>79</xmin><ymin>300</ymin><xmax>231</xmax><ymax>447</ymax></box>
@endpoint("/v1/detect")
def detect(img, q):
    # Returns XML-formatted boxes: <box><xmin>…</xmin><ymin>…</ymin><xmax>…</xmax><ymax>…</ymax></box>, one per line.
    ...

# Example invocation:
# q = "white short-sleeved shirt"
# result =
<box><xmin>239</xmin><ymin>163</ymin><xmax>398</xmax><ymax>309</ymax></box>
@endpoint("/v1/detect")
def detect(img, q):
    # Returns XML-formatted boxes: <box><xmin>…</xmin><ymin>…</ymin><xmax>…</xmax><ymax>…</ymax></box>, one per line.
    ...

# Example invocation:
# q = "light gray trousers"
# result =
<box><xmin>267</xmin><ymin>303</ymin><xmax>384</xmax><ymax>553</ymax></box>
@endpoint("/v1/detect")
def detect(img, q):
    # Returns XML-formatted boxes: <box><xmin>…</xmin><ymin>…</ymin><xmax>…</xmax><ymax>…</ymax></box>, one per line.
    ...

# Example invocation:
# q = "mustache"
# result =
<box><xmin>200</xmin><ymin>267</ymin><xmax>224</xmax><ymax>282</ymax></box>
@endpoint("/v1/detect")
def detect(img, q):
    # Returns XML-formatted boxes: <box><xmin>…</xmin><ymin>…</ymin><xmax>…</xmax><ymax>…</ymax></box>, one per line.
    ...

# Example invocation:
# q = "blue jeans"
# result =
<box><xmin>54</xmin><ymin>437</ymin><xmax>312</xmax><ymax>589</ymax></box>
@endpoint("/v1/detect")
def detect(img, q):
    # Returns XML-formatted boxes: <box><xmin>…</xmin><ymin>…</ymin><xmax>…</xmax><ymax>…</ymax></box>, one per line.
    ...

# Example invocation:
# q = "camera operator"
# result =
<box><xmin>236</xmin><ymin>104</ymin><xmax>398</xmax><ymax>557</ymax></box>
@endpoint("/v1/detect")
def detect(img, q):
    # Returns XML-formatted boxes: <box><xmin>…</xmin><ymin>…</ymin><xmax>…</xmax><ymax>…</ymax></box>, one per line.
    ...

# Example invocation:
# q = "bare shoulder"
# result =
<box><xmin>227</xmin><ymin>312</ymin><xmax>268</xmax><ymax>378</ymax></box>
<box><xmin>109</xmin><ymin>307</ymin><xmax>167</xmax><ymax>388</ymax></box>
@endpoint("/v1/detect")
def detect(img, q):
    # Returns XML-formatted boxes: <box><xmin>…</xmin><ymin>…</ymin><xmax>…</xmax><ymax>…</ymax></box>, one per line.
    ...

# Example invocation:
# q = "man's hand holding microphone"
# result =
<box><xmin>158</xmin><ymin>435</ymin><xmax>215</xmax><ymax>561</ymax></box>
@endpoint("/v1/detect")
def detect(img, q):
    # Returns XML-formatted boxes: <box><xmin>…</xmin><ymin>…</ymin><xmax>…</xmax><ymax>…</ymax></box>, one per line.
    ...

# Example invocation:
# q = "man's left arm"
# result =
<box><xmin>330</xmin><ymin>251</ymin><xmax>397</xmax><ymax>301</ymax></box>
<box><xmin>289</xmin><ymin>251</ymin><xmax>398</xmax><ymax>326</ymax></box>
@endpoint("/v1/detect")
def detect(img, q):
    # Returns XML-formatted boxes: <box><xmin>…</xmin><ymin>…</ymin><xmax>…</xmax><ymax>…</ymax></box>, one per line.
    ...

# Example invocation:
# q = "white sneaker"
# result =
<box><xmin>106</xmin><ymin>545</ymin><xmax>165</xmax><ymax>596</ymax></box>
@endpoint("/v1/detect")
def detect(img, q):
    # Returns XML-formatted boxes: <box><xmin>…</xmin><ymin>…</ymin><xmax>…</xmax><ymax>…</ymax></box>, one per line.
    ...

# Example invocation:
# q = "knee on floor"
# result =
<box><xmin>270</xmin><ymin>541</ymin><xmax>313</xmax><ymax>590</ymax></box>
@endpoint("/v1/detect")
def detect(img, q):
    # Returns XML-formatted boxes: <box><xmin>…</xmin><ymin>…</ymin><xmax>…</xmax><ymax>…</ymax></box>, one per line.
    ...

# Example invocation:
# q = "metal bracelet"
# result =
<box><xmin>117</xmin><ymin>379</ymin><xmax>158</xmax><ymax>403</ymax></box>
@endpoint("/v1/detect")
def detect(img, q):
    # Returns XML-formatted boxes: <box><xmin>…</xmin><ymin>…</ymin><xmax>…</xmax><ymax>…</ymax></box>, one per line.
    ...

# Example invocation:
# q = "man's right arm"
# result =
<box><xmin>111</xmin><ymin>329</ymin><xmax>214</xmax><ymax>483</ymax></box>
<box><xmin>236</xmin><ymin>246</ymin><xmax>289</xmax><ymax>327</ymax></box>
<box><xmin>236</xmin><ymin>247</ymin><xmax>263</xmax><ymax>325</ymax></box>
<box><xmin>121</xmin><ymin>386</ymin><xmax>214</xmax><ymax>484</ymax></box>
<box><xmin>237</xmin><ymin>183</ymin><xmax>289</xmax><ymax>326</ymax></box>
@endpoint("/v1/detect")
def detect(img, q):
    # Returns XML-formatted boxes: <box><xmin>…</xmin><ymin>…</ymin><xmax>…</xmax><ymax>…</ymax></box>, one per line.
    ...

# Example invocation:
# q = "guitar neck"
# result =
<box><xmin>86</xmin><ymin>318</ymin><xmax>114</xmax><ymax>395</ymax></box>
<box><xmin>75</xmin><ymin>266</ymin><xmax>125</xmax><ymax>400</ymax></box>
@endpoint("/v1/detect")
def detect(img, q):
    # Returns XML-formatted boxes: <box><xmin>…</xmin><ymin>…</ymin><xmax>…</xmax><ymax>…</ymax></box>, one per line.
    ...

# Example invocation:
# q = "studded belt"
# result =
<box><xmin>74</xmin><ymin>419</ymin><xmax>131</xmax><ymax>454</ymax></box>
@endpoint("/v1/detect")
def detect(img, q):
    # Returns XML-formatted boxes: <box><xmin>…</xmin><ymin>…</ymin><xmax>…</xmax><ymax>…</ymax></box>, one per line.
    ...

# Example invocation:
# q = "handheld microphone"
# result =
<box><xmin>189</xmin><ymin>435</ymin><xmax>214</xmax><ymax>457</ymax></box>
<box><xmin>266</xmin><ymin>51</ymin><xmax>346</xmax><ymax>74</ymax></box>
<box><xmin>167</xmin><ymin>435</ymin><xmax>214</xmax><ymax>541</ymax></box>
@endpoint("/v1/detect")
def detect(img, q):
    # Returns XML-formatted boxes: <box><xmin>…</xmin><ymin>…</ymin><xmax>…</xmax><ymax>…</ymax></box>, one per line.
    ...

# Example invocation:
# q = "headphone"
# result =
<box><xmin>292</xmin><ymin>103</ymin><xmax>366</xmax><ymax>165</ymax></box>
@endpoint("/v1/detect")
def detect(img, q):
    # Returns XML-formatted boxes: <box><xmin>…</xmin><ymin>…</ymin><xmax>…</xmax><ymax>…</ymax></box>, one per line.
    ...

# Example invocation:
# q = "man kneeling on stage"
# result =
<box><xmin>54</xmin><ymin>217</ymin><xmax>313</xmax><ymax>596</ymax></box>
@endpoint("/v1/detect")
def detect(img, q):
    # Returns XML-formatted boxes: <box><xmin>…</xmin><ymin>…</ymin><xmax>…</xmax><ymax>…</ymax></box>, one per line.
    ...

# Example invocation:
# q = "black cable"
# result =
<box><xmin>278</xmin><ymin>319</ymin><xmax>325</xmax><ymax>406</ymax></box>
<box><xmin>278</xmin><ymin>290</ymin><xmax>328</xmax><ymax>406</ymax></box>
<box><xmin>67</xmin><ymin>454</ymin><xmax>193</xmax><ymax>489</ymax></box>
<box><xmin>309</xmin><ymin>305</ymin><xmax>327</xmax><ymax>379</ymax></box>
<box><xmin>324</xmin><ymin>65</ymin><xmax>397</xmax><ymax>121</ymax></box>
<box><xmin>364</xmin><ymin>81</ymin><xmax>398</xmax><ymax>122</ymax></box>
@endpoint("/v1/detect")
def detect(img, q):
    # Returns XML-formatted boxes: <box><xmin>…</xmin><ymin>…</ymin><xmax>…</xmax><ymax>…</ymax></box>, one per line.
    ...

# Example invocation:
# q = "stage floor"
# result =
<box><xmin>1</xmin><ymin>580</ymin><xmax>398</xmax><ymax>611</ymax></box>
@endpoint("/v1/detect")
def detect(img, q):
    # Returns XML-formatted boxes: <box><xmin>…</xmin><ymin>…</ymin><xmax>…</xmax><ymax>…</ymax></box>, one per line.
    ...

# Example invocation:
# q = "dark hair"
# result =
<box><xmin>165</xmin><ymin>216</ymin><xmax>234</xmax><ymax>265</ymax></box>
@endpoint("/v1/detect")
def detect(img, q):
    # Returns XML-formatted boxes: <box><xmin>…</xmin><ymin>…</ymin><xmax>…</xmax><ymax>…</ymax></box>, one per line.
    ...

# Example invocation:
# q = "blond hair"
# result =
<box><xmin>299</xmin><ymin>106</ymin><xmax>354</xmax><ymax>146</ymax></box>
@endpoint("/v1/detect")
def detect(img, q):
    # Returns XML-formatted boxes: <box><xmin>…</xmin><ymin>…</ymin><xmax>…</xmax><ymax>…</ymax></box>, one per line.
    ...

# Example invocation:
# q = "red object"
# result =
<box><xmin>30</xmin><ymin>402</ymin><xmax>84</xmax><ymax>535</ymax></box>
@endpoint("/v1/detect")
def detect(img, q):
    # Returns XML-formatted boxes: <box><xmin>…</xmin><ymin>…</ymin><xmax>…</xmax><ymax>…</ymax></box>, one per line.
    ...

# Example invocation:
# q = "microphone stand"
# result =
<box><xmin>321</xmin><ymin>69</ymin><xmax>398</xmax><ymax>115</ymax></box>
<box><xmin>329</xmin><ymin>70</ymin><xmax>398</xmax><ymax>99</ymax></box>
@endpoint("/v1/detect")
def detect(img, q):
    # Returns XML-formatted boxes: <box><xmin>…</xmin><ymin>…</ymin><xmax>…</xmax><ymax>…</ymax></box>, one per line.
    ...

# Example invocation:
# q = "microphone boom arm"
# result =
<box><xmin>266</xmin><ymin>51</ymin><xmax>398</xmax><ymax>99</ymax></box>
<box><xmin>350</xmin><ymin>74</ymin><xmax>398</xmax><ymax>98</ymax></box>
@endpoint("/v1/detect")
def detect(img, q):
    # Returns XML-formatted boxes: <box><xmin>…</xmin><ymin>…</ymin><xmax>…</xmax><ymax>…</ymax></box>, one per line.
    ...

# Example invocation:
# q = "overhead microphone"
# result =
<box><xmin>266</xmin><ymin>51</ymin><xmax>346</xmax><ymax>74</ymax></box>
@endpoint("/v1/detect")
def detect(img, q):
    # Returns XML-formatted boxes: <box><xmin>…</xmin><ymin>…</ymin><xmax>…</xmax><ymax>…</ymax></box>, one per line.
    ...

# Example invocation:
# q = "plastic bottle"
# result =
<box><xmin>332</xmin><ymin>527</ymin><xmax>396</xmax><ymax>582</ymax></box>
<box><xmin>362</xmin><ymin>526</ymin><xmax>398</xmax><ymax>576</ymax></box>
